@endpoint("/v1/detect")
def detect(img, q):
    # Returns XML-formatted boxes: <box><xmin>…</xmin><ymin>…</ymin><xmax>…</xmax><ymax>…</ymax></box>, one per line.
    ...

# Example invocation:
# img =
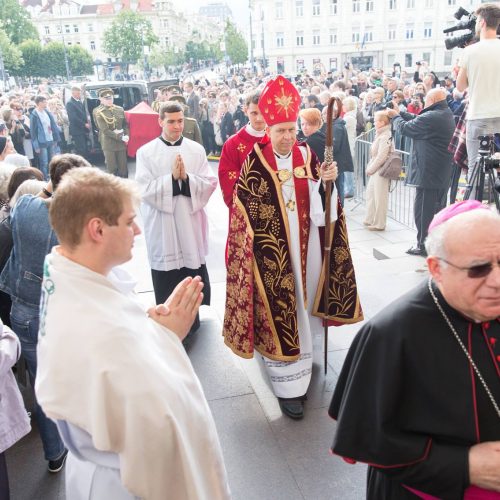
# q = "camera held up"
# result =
<box><xmin>443</xmin><ymin>7</ymin><xmax>478</xmax><ymax>50</ymax></box>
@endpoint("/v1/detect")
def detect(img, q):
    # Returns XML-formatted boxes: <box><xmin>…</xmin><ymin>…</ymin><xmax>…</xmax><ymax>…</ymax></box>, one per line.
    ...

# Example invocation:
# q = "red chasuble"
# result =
<box><xmin>223</xmin><ymin>141</ymin><xmax>363</xmax><ymax>362</ymax></box>
<box><xmin>218</xmin><ymin>127</ymin><xmax>269</xmax><ymax>208</ymax></box>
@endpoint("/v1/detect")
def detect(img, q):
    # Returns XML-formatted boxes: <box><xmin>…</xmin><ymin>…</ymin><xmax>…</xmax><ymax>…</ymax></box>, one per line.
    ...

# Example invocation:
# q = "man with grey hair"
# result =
<box><xmin>330</xmin><ymin>200</ymin><xmax>500</xmax><ymax>499</ymax></box>
<box><xmin>388</xmin><ymin>88</ymin><xmax>455</xmax><ymax>256</ymax></box>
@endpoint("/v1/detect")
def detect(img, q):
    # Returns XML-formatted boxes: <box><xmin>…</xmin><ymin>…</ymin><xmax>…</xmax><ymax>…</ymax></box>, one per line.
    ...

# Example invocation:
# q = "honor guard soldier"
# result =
<box><xmin>151</xmin><ymin>87</ymin><xmax>166</xmax><ymax>113</ymax></box>
<box><xmin>93</xmin><ymin>88</ymin><xmax>129</xmax><ymax>178</ymax></box>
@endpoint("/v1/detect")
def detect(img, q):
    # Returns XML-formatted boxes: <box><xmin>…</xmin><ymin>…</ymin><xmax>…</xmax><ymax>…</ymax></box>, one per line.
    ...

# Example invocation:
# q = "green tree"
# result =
<box><xmin>103</xmin><ymin>10</ymin><xmax>158</xmax><ymax>74</ymax></box>
<box><xmin>224</xmin><ymin>20</ymin><xmax>248</xmax><ymax>66</ymax></box>
<box><xmin>68</xmin><ymin>45</ymin><xmax>94</xmax><ymax>76</ymax></box>
<box><xmin>0</xmin><ymin>0</ymin><xmax>39</xmax><ymax>44</ymax></box>
<box><xmin>41</xmin><ymin>42</ymin><xmax>67</xmax><ymax>78</ymax></box>
<box><xmin>149</xmin><ymin>45</ymin><xmax>184</xmax><ymax>72</ymax></box>
<box><xmin>0</xmin><ymin>28</ymin><xmax>23</xmax><ymax>74</ymax></box>
<box><xmin>15</xmin><ymin>39</ymin><xmax>43</xmax><ymax>77</ymax></box>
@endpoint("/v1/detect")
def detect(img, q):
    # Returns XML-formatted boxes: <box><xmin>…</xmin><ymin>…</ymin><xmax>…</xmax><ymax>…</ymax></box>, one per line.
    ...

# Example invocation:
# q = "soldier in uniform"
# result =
<box><xmin>169</xmin><ymin>95</ymin><xmax>203</xmax><ymax>147</ymax></box>
<box><xmin>93</xmin><ymin>88</ymin><xmax>129</xmax><ymax>178</ymax></box>
<box><xmin>151</xmin><ymin>87</ymin><xmax>166</xmax><ymax>113</ymax></box>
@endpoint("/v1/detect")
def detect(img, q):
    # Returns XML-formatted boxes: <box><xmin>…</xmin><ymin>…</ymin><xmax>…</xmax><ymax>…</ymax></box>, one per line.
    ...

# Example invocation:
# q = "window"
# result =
<box><xmin>389</xmin><ymin>0</ymin><xmax>396</xmax><ymax>9</ymax></box>
<box><xmin>313</xmin><ymin>30</ymin><xmax>320</xmax><ymax>45</ymax></box>
<box><xmin>406</xmin><ymin>23</ymin><xmax>414</xmax><ymax>39</ymax></box>
<box><xmin>424</xmin><ymin>22</ymin><xmax>432</xmax><ymax>38</ymax></box>
<box><xmin>90</xmin><ymin>40</ymin><xmax>96</xmax><ymax>50</ymax></box>
<box><xmin>329</xmin><ymin>29</ymin><xmax>337</xmax><ymax>44</ymax></box>
<box><xmin>387</xmin><ymin>54</ymin><xmax>395</xmax><ymax>66</ymax></box>
<box><xmin>405</xmin><ymin>53</ymin><xmax>412</xmax><ymax>67</ymax></box>
<box><xmin>425</xmin><ymin>0</ymin><xmax>433</xmax><ymax>7</ymax></box>
<box><xmin>364</xmin><ymin>27</ymin><xmax>373</xmax><ymax>42</ymax></box>
<box><xmin>65</xmin><ymin>24</ymin><xmax>70</xmax><ymax>33</ymax></box>
<box><xmin>312</xmin><ymin>0</ymin><xmax>320</xmax><ymax>16</ymax></box>
<box><xmin>275</xmin><ymin>1</ymin><xmax>284</xmax><ymax>18</ymax></box>
<box><xmin>56</xmin><ymin>25</ymin><xmax>62</xmax><ymax>34</ymax></box>
<box><xmin>448</xmin><ymin>0</ymin><xmax>456</xmax><ymax>5</ymax></box>
<box><xmin>352</xmin><ymin>0</ymin><xmax>360</xmax><ymax>12</ymax></box>
<box><xmin>406</xmin><ymin>0</ymin><xmax>415</xmax><ymax>7</ymax></box>
<box><xmin>388</xmin><ymin>25</ymin><xmax>396</xmax><ymax>40</ymax></box>
<box><xmin>366</xmin><ymin>0</ymin><xmax>374</xmax><ymax>11</ymax></box>
<box><xmin>422</xmin><ymin>52</ymin><xmax>431</xmax><ymax>64</ymax></box>
<box><xmin>44</xmin><ymin>26</ymin><xmax>50</xmax><ymax>35</ymax></box>
<box><xmin>73</xmin><ymin>24</ymin><xmax>78</xmax><ymax>33</ymax></box>
<box><xmin>296</xmin><ymin>0</ymin><xmax>303</xmax><ymax>16</ymax></box>
<box><xmin>445</xmin><ymin>21</ymin><xmax>454</xmax><ymax>37</ymax></box>
<box><xmin>276</xmin><ymin>32</ymin><xmax>284</xmax><ymax>47</ymax></box>
<box><xmin>161</xmin><ymin>18</ymin><xmax>169</xmax><ymax>29</ymax></box>
<box><xmin>352</xmin><ymin>31</ymin><xmax>360</xmax><ymax>43</ymax></box>
<box><xmin>330</xmin><ymin>0</ymin><xmax>338</xmax><ymax>14</ymax></box>
<box><xmin>296</xmin><ymin>30</ymin><xmax>304</xmax><ymax>46</ymax></box>
<box><xmin>67</xmin><ymin>41</ymin><xmax>72</xmax><ymax>46</ymax></box>
<box><xmin>88</xmin><ymin>23</ymin><xmax>94</xmax><ymax>32</ymax></box>
<box><xmin>444</xmin><ymin>51</ymin><xmax>453</xmax><ymax>65</ymax></box>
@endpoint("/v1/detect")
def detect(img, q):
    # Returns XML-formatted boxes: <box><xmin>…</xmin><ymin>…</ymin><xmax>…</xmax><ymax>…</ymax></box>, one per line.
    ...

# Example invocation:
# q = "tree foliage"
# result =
<box><xmin>224</xmin><ymin>20</ymin><xmax>248</xmax><ymax>66</ymax></box>
<box><xmin>184</xmin><ymin>41</ymin><xmax>222</xmax><ymax>67</ymax></box>
<box><xmin>103</xmin><ymin>10</ymin><xmax>158</xmax><ymax>73</ymax></box>
<box><xmin>68</xmin><ymin>45</ymin><xmax>94</xmax><ymax>76</ymax></box>
<box><xmin>14</xmin><ymin>39</ymin><xmax>41</xmax><ymax>77</ymax></box>
<box><xmin>149</xmin><ymin>45</ymin><xmax>185</xmax><ymax>71</ymax></box>
<box><xmin>41</xmin><ymin>42</ymin><xmax>68</xmax><ymax>78</ymax></box>
<box><xmin>0</xmin><ymin>28</ymin><xmax>23</xmax><ymax>73</ymax></box>
<box><xmin>0</xmin><ymin>0</ymin><xmax>39</xmax><ymax>44</ymax></box>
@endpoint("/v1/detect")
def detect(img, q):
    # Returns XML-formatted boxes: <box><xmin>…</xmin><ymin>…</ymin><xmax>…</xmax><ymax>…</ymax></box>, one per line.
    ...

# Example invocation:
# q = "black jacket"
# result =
<box><xmin>311</xmin><ymin>119</ymin><xmax>354</xmax><ymax>173</ymax></box>
<box><xmin>391</xmin><ymin>100</ymin><xmax>455</xmax><ymax>189</ymax></box>
<box><xmin>66</xmin><ymin>98</ymin><xmax>88</xmax><ymax>137</ymax></box>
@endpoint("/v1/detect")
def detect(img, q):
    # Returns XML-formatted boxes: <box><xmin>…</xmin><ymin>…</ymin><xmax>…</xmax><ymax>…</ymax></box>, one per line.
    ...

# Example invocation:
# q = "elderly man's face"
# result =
<box><xmin>267</xmin><ymin>122</ymin><xmax>297</xmax><ymax>156</ymax></box>
<box><xmin>430</xmin><ymin>216</ymin><xmax>500</xmax><ymax>322</ymax></box>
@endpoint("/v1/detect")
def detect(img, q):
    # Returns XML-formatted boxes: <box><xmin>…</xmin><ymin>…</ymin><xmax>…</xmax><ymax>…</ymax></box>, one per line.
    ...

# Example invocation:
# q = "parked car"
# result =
<box><xmin>62</xmin><ymin>79</ymin><xmax>178</xmax><ymax>158</ymax></box>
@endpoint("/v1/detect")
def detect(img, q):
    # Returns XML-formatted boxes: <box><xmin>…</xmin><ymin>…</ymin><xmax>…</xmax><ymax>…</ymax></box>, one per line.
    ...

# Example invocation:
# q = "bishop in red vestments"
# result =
<box><xmin>222</xmin><ymin>76</ymin><xmax>363</xmax><ymax>419</ymax></box>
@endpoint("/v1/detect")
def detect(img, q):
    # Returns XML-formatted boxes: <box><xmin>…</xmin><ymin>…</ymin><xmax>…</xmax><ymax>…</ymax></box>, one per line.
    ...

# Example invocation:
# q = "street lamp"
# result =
<box><xmin>249</xmin><ymin>0</ymin><xmax>255</xmax><ymax>73</ymax></box>
<box><xmin>55</xmin><ymin>5</ymin><xmax>72</xmax><ymax>81</ymax></box>
<box><xmin>261</xmin><ymin>10</ymin><xmax>266</xmax><ymax>74</ymax></box>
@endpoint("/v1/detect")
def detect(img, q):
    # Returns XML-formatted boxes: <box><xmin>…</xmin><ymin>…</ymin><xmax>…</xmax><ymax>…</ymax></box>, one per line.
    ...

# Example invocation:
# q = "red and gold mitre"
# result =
<box><xmin>258</xmin><ymin>75</ymin><xmax>301</xmax><ymax>126</ymax></box>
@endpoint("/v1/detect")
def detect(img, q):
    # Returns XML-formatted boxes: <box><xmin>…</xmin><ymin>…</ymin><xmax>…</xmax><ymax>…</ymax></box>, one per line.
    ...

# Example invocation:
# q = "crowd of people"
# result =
<box><xmin>0</xmin><ymin>3</ymin><xmax>499</xmax><ymax>500</ymax></box>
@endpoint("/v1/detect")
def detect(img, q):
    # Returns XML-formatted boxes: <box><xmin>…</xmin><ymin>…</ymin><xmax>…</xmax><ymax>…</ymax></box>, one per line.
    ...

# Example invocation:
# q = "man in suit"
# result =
<box><xmin>93</xmin><ymin>88</ymin><xmax>129</xmax><ymax>178</ymax></box>
<box><xmin>66</xmin><ymin>86</ymin><xmax>90</xmax><ymax>160</ymax></box>
<box><xmin>183</xmin><ymin>81</ymin><xmax>200</xmax><ymax>123</ymax></box>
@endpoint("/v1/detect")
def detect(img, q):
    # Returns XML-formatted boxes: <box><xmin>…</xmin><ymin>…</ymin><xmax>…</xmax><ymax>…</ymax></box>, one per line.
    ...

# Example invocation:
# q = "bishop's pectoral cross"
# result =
<box><xmin>286</xmin><ymin>200</ymin><xmax>296</xmax><ymax>211</ymax></box>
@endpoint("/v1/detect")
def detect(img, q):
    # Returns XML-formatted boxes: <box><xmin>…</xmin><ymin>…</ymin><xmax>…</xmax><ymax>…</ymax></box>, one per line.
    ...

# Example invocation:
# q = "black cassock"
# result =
<box><xmin>329</xmin><ymin>280</ymin><xmax>500</xmax><ymax>500</ymax></box>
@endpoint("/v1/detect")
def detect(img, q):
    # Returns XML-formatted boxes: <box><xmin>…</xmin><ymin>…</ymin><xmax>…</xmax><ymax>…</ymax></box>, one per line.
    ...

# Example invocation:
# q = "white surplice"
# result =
<box><xmin>36</xmin><ymin>249</ymin><xmax>230</xmax><ymax>500</ymax></box>
<box><xmin>262</xmin><ymin>147</ymin><xmax>338</xmax><ymax>398</ymax></box>
<box><xmin>135</xmin><ymin>137</ymin><xmax>217</xmax><ymax>271</ymax></box>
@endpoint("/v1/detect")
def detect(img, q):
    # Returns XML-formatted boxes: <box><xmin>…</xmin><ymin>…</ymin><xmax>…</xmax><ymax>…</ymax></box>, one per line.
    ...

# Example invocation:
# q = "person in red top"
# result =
<box><xmin>218</xmin><ymin>91</ymin><xmax>268</xmax><ymax>209</ymax></box>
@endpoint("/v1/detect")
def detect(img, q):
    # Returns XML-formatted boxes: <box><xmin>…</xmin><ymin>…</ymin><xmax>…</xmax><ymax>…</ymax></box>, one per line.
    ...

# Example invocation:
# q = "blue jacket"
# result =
<box><xmin>0</xmin><ymin>195</ymin><xmax>58</xmax><ymax>308</ymax></box>
<box><xmin>30</xmin><ymin>109</ymin><xmax>61</xmax><ymax>151</ymax></box>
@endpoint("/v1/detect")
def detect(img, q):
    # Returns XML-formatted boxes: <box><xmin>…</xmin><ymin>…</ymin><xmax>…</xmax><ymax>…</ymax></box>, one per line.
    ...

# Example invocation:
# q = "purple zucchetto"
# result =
<box><xmin>428</xmin><ymin>200</ymin><xmax>489</xmax><ymax>233</ymax></box>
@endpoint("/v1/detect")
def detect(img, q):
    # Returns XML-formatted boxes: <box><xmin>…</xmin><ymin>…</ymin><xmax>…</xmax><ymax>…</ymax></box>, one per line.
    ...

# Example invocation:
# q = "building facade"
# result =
<box><xmin>22</xmin><ymin>0</ymin><xmax>222</xmax><ymax>76</ymax></box>
<box><xmin>250</xmin><ymin>0</ymin><xmax>478</xmax><ymax>76</ymax></box>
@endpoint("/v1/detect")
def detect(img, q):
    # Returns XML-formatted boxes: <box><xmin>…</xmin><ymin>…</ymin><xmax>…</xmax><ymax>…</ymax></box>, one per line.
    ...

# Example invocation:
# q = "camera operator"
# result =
<box><xmin>456</xmin><ymin>3</ymin><xmax>500</xmax><ymax>172</ymax></box>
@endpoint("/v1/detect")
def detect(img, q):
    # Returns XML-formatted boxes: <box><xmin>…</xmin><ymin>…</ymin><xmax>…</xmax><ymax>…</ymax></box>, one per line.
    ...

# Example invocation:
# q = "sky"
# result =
<box><xmin>171</xmin><ymin>0</ymin><xmax>251</xmax><ymax>31</ymax></box>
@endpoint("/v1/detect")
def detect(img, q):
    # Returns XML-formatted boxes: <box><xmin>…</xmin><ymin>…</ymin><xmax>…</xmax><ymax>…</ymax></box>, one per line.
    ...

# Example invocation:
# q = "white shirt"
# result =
<box><xmin>459</xmin><ymin>38</ymin><xmax>500</xmax><ymax>120</ymax></box>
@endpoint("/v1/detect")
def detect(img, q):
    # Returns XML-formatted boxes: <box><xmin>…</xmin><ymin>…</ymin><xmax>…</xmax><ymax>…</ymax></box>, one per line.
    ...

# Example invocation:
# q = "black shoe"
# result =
<box><xmin>48</xmin><ymin>449</ymin><xmax>68</xmax><ymax>473</ymax></box>
<box><xmin>406</xmin><ymin>246</ymin><xmax>427</xmax><ymax>256</ymax></box>
<box><xmin>278</xmin><ymin>398</ymin><xmax>304</xmax><ymax>420</ymax></box>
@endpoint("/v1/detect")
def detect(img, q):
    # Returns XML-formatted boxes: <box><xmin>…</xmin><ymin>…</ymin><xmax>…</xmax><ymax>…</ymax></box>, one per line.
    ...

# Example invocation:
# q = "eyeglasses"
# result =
<box><xmin>437</xmin><ymin>257</ymin><xmax>500</xmax><ymax>279</ymax></box>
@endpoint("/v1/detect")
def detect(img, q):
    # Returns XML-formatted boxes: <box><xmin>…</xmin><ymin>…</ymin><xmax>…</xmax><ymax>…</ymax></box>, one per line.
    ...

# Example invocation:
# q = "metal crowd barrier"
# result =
<box><xmin>352</xmin><ymin>128</ymin><xmax>416</xmax><ymax>230</ymax></box>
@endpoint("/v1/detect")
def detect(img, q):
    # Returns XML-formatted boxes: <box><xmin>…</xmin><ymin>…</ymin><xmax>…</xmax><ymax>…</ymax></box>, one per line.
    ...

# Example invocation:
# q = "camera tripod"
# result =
<box><xmin>463</xmin><ymin>155</ymin><xmax>500</xmax><ymax>211</ymax></box>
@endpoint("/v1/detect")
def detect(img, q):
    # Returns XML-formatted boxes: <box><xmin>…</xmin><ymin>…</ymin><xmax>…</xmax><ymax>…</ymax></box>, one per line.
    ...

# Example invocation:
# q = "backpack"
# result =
<box><xmin>378</xmin><ymin>138</ymin><xmax>402</xmax><ymax>180</ymax></box>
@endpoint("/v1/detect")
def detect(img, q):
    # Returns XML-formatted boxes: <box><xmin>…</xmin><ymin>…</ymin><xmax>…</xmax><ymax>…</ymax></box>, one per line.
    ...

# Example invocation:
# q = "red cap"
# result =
<box><xmin>258</xmin><ymin>76</ymin><xmax>301</xmax><ymax>126</ymax></box>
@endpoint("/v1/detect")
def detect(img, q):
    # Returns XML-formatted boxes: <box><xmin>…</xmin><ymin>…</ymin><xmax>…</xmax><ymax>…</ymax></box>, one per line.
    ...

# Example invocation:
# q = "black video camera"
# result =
<box><xmin>443</xmin><ymin>7</ymin><xmax>477</xmax><ymax>50</ymax></box>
